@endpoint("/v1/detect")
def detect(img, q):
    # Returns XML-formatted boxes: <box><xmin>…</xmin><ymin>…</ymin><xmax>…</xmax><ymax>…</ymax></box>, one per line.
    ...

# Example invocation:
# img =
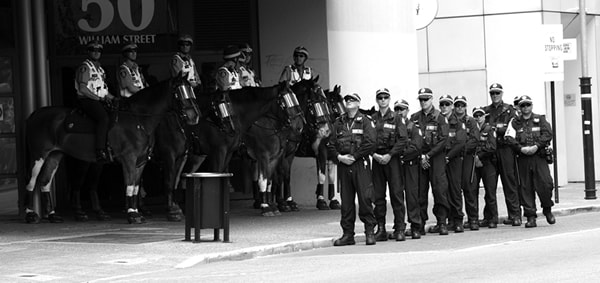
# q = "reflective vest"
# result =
<box><xmin>174</xmin><ymin>54</ymin><xmax>198</xmax><ymax>84</ymax></box>
<box><xmin>76</xmin><ymin>59</ymin><xmax>108</xmax><ymax>98</ymax></box>
<box><xmin>119</xmin><ymin>63</ymin><xmax>145</xmax><ymax>98</ymax></box>
<box><xmin>239</xmin><ymin>66</ymin><xmax>258</xmax><ymax>87</ymax></box>
<box><xmin>218</xmin><ymin>66</ymin><xmax>241</xmax><ymax>90</ymax></box>
<box><xmin>373</xmin><ymin>110</ymin><xmax>397</xmax><ymax>150</ymax></box>
<box><xmin>334</xmin><ymin>114</ymin><xmax>365</xmax><ymax>155</ymax></box>
<box><xmin>289</xmin><ymin>65</ymin><xmax>312</xmax><ymax>85</ymax></box>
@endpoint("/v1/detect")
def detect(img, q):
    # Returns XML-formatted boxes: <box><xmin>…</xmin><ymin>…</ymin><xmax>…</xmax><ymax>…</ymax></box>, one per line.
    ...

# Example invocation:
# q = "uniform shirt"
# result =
<box><xmin>75</xmin><ymin>59</ymin><xmax>108</xmax><ymax>98</ymax></box>
<box><xmin>505</xmin><ymin>113</ymin><xmax>552</xmax><ymax>154</ymax></box>
<box><xmin>484</xmin><ymin>102</ymin><xmax>516</xmax><ymax>146</ymax></box>
<box><xmin>279</xmin><ymin>64</ymin><xmax>312</xmax><ymax>85</ymax></box>
<box><xmin>400</xmin><ymin>118</ymin><xmax>424</xmax><ymax>162</ymax></box>
<box><xmin>327</xmin><ymin>111</ymin><xmax>376</xmax><ymax>163</ymax></box>
<box><xmin>410</xmin><ymin>107</ymin><xmax>448</xmax><ymax>158</ymax></box>
<box><xmin>457</xmin><ymin>113</ymin><xmax>480</xmax><ymax>155</ymax></box>
<box><xmin>238</xmin><ymin>65</ymin><xmax>260</xmax><ymax>87</ymax></box>
<box><xmin>372</xmin><ymin>108</ymin><xmax>407</xmax><ymax>156</ymax></box>
<box><xmin>444</xmin><ymin>111</ymin><xmax>467</xmax><ymax>160</ymax></box>
<box><xmin>118</xmin><ymin>60</ymin><xmax>147</xmax><ymax>98</ymax></box>
<box><xmin>216</xmin><ymin>61</ymin><xmax>242</xmax><ymax>91</ymax></box>
<box><xmin>171</xmin><ymin>52</ymin><xmax>201</xmax><ymax>87</ymax></box>
<box><xmin>475</xmin><ymin>122</ymin><xmax>497</xmax><ymax>161</ymax></box>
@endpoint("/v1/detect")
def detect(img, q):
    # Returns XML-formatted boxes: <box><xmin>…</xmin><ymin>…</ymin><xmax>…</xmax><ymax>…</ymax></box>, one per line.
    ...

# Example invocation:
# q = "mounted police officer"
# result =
<box><xmin>216</xmin><ymin>45</ymin><xmax>243</xmax><ymax>91</ymax></box>
<box><xmin>238</xmin><ymin>43</ymin><xmax>260</xmax><ymax>87</ymax></box>
<box><xmin>484</xmin><ymin>83</ymin><xmax>522</xmax><ymax>226</ymax></box>
<box><xmin>453</xmin><ymin>96</ymin><xmax>480</xmax><ymax>231</ymax></box>
<box><xmin>371</xmin><ymin>88</ymin><xmax>408</xmax><ymax>241</ymax></box>
<box><xmin>118</xmin><ymin>42</ymin><xmax>148</xmax><ymax>98</ymax></box>
<box><xmin>279</xmin><ymin>46</ymin><xmax>314</xmax><ymax>85</ymax></box>
<box><xmin>411</xmin><ymin>88</ymin><xmax>450</xmax><ymax>235</ymax></box>
<box><xmin>395</xmin><ymin>99</ymin><xmax>424</xmax><ymax>239</ymax></box>
<box><xmin>505</xmin><ymin>96</ymin><xmax>556</xmax><ymax>228</ymax></box>
<box><xmin>75</xmin><ymin>40</ymin><xmax>115</xmax><ymax>162</ymax></box>
<box><xmin>327</xmin><ymin>92</ymin><xmax>377</xmax><ymax>246</ymax></box>
<box><xmin>472</xmin><ymin>107</ymin><xmax>499</xmax><ymax>229</ymax></box>
<box><xmin>171</xmin><ymin>34</ymin><xmax>201</xmax><ymax>88</ymax></box>
<box><xmin>439</xmin><ymin>94</ymin><xmax>467</xmax><ymax>233</ymax></box>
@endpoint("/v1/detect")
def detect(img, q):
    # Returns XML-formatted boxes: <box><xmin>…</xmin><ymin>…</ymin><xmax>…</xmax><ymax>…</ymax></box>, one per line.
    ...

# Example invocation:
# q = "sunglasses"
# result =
<box><xmin>344</xmin><ymin>97</ymin><xmax>358</xmax><ymax>102</ymax></box>
<box><xmin>439</xmin><ymin>102</ymin><xmax>452</xmax><ymax>107</ymax></box>
<box><xmin>520</xmin><ymin>103</ymin><xmax>532</xmax><ymax>107</ymax></box>
<box><xmin>377</xmin><ymin>96</ymin><xmax>390</xmax><ymax>100</ymax></box>
<box><xmin>179</xmin><ymin>42</ymin><xmax>192</xmax><ymax>46</ymax></box>
<box><xmin>293</xmin><ymin>53</ymin><xmax>306</xmax><ymax>58</ymax></box>
<box><xmin>490</xmin><ymin>92</ymin><xmax>502</xmax><ymax>95</ymax></box>
<box><xmin>394</xmin><ymin>107</ymin><xmax>408</xmax><ymax>111</ymax></box>
<box><xmin>454</xmin><ymin>103</ymin><xmax>466</xmax><ymax>108</ymax></box>
<box><xmin>419</xmin><ymin>97</ymin><xmax>431</xmax><ymax>102</ymax></box>
<box><xmin>473</xmin><ymin>114</ymin><xmax>484</xmax><ymax>118</ymax></box>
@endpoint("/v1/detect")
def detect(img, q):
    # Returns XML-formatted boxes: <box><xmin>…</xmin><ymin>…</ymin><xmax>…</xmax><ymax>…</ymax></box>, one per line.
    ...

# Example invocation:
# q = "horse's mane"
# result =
<box><xmin>123</xmin><ymin>78</ymin><xmax>171</xmax><ymax>107</ymax></box>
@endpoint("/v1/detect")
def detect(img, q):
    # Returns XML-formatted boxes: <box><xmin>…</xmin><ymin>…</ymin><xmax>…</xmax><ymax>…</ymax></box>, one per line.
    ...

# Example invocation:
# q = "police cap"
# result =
<box><xmin>518</xmin><ymin>95</ymin><xmax>533</xmax><ymax>106</ymax></box>
<box><xmin>344</xmin><ymin>93</ymin><xmax>361</xmax><ymax>102</ymax></box>
<box><xmin>417</xmin><ymin>87</ymin><xmax>433</xmax><ymax>99</ymax></box>
<box><xmin>439</xmin><ymin>94</ymin><xmax>453</xmax><ymax>103</ymax></box>
<box><xmin>489</xmin><ymin>83</ymin><xmax>503</xmax><ymax>93</ymax></box>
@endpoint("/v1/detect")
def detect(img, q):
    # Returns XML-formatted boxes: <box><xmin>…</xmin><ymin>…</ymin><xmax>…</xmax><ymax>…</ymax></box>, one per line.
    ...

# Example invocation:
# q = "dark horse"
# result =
<box><xmin>24</xmin><ymin>74</ymin><xmax>198</xmax><ymax>224</ymax></box>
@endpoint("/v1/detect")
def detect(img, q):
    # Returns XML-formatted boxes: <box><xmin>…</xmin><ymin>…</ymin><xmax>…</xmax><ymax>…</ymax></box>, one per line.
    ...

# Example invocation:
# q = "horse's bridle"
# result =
<box><xmin>174</xmin><ymin>83</ymin><xmax>201</xmax><ymax>125</ymax></box>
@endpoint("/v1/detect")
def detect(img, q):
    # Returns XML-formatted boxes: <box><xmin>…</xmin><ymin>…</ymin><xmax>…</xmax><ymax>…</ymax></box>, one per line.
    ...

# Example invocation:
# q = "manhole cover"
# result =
<box><xmin>44</xmin><ymin>233</ymin><xmax>179</xmax><ymax>244</ymax></box>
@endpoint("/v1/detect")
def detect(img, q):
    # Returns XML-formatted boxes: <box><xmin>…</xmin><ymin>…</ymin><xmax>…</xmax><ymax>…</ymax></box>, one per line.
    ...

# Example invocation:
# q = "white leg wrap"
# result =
<box><xmin>26</xmin><ymin>159</ymin><xmax>44</xmax><ymax>192</ymax></box>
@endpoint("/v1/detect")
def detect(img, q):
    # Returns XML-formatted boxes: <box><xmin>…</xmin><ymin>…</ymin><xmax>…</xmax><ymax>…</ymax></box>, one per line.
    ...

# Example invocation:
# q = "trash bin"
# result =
<box><xmin>181</xmin><ymin>172</ymin><xmax>233</xmax><ymax>243</ymax></box>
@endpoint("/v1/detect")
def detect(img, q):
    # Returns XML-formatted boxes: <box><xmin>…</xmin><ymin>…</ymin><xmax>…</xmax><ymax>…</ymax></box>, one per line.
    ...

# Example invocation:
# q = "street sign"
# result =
<box><xmin>542</xmin><ymin>25</ymin><xmax>564</xmax><ymax>82</ymax></box>
<box><xmin>563</xmin><ymin>38</ymin><xmax>577</xmax><ymax>61</ymax></box>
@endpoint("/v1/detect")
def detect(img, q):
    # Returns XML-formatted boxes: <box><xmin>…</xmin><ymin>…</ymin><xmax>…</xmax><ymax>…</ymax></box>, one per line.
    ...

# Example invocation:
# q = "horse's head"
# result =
<box><xmin>326</xmin><ymin>85</ymin><xmax>346</xmax><ymax>119</ymax></box>
<box><xmin>277</xmin><ymin>81</ymin><xmax>306</xmax><ymax>127</ymax></box>
<box><xmin>172</xmin><ymin>72</ymin><xmax>201</xmax><ymax>125</ymax></box>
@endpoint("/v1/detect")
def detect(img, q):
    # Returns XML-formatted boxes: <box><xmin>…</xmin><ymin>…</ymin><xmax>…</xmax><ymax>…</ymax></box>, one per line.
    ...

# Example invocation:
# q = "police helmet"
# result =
<box><xmin>86</xmin><ymin>40</ymin><xmax>103</xmax><ymax>51</ymax></box>
<box><xmin>223</xmin><ymin>45</ymin><xmax>241</xmax><ymax>59</ymax></box>
<box><xmin>293</xmin><ymin>46</ymin><xmax>309</xmax><ymax>57</ymax></box>
<box><xmin>178</xmin><ymin>34</ymin><xmax>194</xmax><ymax>45</ymax></box>
<box><xmin>121</xmin><ymin>42</ymin><xmax>138</xmax><ymax>53</ymax></box>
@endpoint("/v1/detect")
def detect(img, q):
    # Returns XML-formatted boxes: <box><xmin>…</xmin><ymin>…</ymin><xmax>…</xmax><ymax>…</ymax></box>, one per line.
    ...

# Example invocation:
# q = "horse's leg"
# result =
<box><xmin>35</xmin><ymin>151</ymin><xmax>65</xmax><ymax>223</ymax></box>
<box><xmin>165</xmin><ymin>151</ymin><xmax>187</xmax><ymax>222</ymax></box>
<box><xmin>122</xmin><ymin>161</ymin><xmax>145</xmax><ymax>224</ymax></box>
<box><xmin>256</xmin><ymin>157</ymin><xmax>275</xmax><ymax>217</ymax></box>
<box><xmin>315</xmin><ymin>140</ymin><xmax>329</xmax><ymax>210</ymax></box>
<box><xmin>85</xmin><ymin>162</ymin><xmax>111</xmax><ymax>220</ymax></box>
<box><xmin>67</xmin><ymin>158</ymin><xmax>90</xmax><ymax>221</ymax></box>
<box><xmin>251</xmin><ymin>159</ymin><xmax>261</xmax><ymax>209</ymax></box>
<box><xmin>284</xmin><ymin>154</ymin><xmax>299</xmax><ymax>211</ymax></box>
<box><xmin>266</xmin><ymin>152</ymin><xmax>283</xmax><ymax>216</ymax></box>
<box><xmin>327</xmin><ymin>160</ymin><xmax>341</xmax><ymax>209</ymax></box>
<box><xmin>24</xmin><ymin>157</ymin><xmax>46</xmax><ymax>223</ymax></box>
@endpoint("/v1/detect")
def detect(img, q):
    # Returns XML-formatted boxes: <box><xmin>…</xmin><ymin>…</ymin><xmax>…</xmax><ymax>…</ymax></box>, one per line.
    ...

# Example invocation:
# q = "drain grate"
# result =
<box><xmin>43</xmin><ymin>233</ymin><xmax>179</xmax><ymax>244</ymax></box>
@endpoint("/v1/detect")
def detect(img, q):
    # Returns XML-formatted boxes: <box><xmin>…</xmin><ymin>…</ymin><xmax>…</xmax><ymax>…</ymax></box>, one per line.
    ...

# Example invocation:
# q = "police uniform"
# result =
<box><xmin>471</xmin><ymin>109</ymin><xmax>499</xmax><ymax>227</ymax></box>
<box><xmin>279</xmin><ymin>46</ymin><xmax>313</xmax><ymax>85</ymax></box>
<box><xmin>238</xmin><ymin>65</ymin><xmax>260</xmax><ymax>87</ymax></box>
<box><xmin>483</xmin><ymin>83</ymin><xmax>521</xmax><ymax>224</ymax></box>
<box><xmin>506</xmin><ymin>96</ymin><xmax>555</xmax><ymax>227</ymax></box>
<box><xmin>443</xmin><ymin>106</ymin><xmax>467</xmax><ymax>231</ymax></box>
<box><xmin>75</xmin><ymin>42</ymin><xmax>111</xmax><ymax>160</ymax></box>
<box><xmin>400</xmin><ymin>117</ymin><xmax>424</xmax><ymax>238</ymax></box>
<box><xmin>327</xmin><ymin>110</ymin><xmax>377</xmax><ymax>238</ymax></box>
<box><xmin>410</xmin><ymin>88</ymin><xmax>450</xmax><ymax>234</ymax></box>
<box><xmin>171</xmin><ymin>52</ymin><xmax>201</xmax><ymax>87</ymax></box>
<box><xmin>118</xmin><ymin>60</ymin><xmax>147</xmax><ymax>98</ymax></box>
<box><xmin>371</xmin><ymin>103</ymin><xmax>408</xmax><ymax>240</ymax></box>
<box><xmin>216</xmin><ymin>45</ymin><xmax>242</xmax><ymax>91</ymax></box>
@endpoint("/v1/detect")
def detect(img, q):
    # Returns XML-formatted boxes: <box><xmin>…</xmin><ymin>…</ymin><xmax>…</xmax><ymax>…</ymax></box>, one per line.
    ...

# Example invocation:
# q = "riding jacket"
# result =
<box><xmin>75</xmin><ymin>59</ymin><xmax>108</xmax><ymax>98</ymax></box>
<box><xmin>118</xmin><ymin>61</ymin><xmax>146</xmax><ymax>98</ymax></box>
<box><xmin>171</xmin><ymin>52</ymin><xmax>200</xmax><ymax>87</ymax></box>
<box><xmin>279</xmin><ymin>64</ymin><xmax>312</xmax><ymax>85</ymax></box>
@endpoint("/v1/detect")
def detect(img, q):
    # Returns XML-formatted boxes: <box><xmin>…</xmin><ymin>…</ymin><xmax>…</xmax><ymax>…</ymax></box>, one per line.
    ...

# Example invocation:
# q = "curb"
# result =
<box><xmin>174</xmin><ymin>205</ymin><xmax>600</xmax><ymax>268</ymax></box>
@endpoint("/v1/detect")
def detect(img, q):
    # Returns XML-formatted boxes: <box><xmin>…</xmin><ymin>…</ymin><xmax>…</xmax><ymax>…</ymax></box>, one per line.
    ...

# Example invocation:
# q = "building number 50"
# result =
<box><xmin>77</xmin><ymin>0</ymin><xmax>155</xmax><ymax>32</ymax></box>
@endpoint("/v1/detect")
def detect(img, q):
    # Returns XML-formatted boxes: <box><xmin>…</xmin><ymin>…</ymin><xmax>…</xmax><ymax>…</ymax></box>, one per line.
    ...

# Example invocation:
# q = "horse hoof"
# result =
<box><xmin>25</xmin><ymin>212</ymin><xmax>40</xmax><ymax>224</ymax></box>
<box><xmin>139</xmin><ymin>215</ymin><xmax>147</xmax><ymax>224</ymax></box>
<box><xmin>48</xmin><ymin>213</ymin><xmax>64</xmax><ymax>223</ymax></box>
<box><xmin>127</xmin><ymin>212</ymin><xmax>141</xmax><ymax>224</ymax></box>
<box><xmin>167</xmin><ymin>213</ymin><xmax>182</xmax><ymax>222</ymax></box>
<box><xmin>261</xmin><ymin>207</ymin><xmax>275</xmax><ymax>217</ymax></box>
<box><xmin>74</xmin><ymin>211</ymin><xmax>89</xmax><ymax>222</ymax></box>
<box><xmin>277</xmin><ymin>203</ymin><xmax>292</xmax><ymax>212</ymax></box>
<box><xmin>94</xmin><ymin>210</ymin><xmax>111</xmax><ymax>221</ymax></box>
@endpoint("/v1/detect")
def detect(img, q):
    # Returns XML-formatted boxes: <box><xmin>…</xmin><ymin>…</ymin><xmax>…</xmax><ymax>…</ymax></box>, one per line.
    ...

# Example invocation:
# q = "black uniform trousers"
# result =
<box><xmin>461</xmin><ymin>155</ymin><xmax>478</xmax><ymax>222</ymax></box>
<box><xmin>79</xmin><ymin>97</ymin><xmax>109</xmax><ymax>149</ymax></box>
<box><xmin>338</xmin><ymin>157</ymin><xmax>377</xmax><ymax>236</ymax></box>
<box><xmin>447</xmin><ymin>156</ymin><xmax>464</xmax><ymax>225</ymax></box>
<box><xmin>471</xmin><ymin>159</ymin><xmax>499</xmax><ymax>223</ymax></box>
<box><xmin>372</xmin><ymin>155</ymin><xmax>405</xmax><ymax>231</ymax></box>
<box><xmin>517</xmin><ymin>155</ymin><xmax>554</xmax><ymax>218</ymax></box>
<box><xmin>496</xmin><ymin>146</ymin><xmax>521</xmax><ymax>220</ymax></box>
<box><xmin>418</xmin><ymin>153</ymin><xmax>449</xmax><ymax>224</ymax></box>
<box><xmin>401</xmin><ymin>158</ymin><xmax>422</xmax><ymax>231</ymax></box>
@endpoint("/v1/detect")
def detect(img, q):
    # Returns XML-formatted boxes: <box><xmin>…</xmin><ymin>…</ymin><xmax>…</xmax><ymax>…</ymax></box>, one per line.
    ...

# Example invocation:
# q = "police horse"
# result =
<box><xmin>24</xmin><ymin>74</ymin><xmax>198</xmax><ymax>224</ymax></box>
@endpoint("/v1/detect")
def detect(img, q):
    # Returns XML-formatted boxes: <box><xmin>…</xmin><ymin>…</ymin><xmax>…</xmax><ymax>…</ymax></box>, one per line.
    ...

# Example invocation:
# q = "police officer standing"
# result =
<box><xmin>327</xmin><ymin>92</ymin><xmax>377</xmax><ymax>246</ymax></box>
<box><xmin>75</xmin><ymin>40</ymin><xmax>115</xmax><ymax>162</ymax></box>
<box><xmin>439</xmin><ymin>94</ymin><xmax>467</xmax><ymax>233</ymax></box>
<box><xmin>216</xmin><ymin>45</ymin><xmax>243</xmax><ymax>91</ymax></box>
<box><xmin>505</xmin><ymin>96</ymin><xmax>556</xmax><ymax>228</ymax></box>
<box><xmin>484</xmin><ymin>83</ymin><xmax>521</xmax><ymax>226</ymax></box>
<box><xmin>411</xmin><ymin>88</ymin><xmax>450</xmax><ymax>235</ymax></box>
<box><xmin>371</xmin><ymin>88</ymin><xmax>408</xmax><ymax>241</ymax></box>
<box><xmin>118</xmin><ymin>42</ymin><xmax>148</xmax><ymax>98</ymax></box>
<box><xmin>171</xmin><ymin>35</ymin><xmax>201</xmax><ymax>88</ymax></box>
<box><xmin>453</xmin><ymin>96</ymin><xmax>480</xmax><ymax>231</ymax></box>
<box><xmin>471</xmin><ymin>107</ymin><xmax>499</xmax><ymax>229</ymax></box>
<box><xmin>395</xmin><ymin>99</ymin><xmax>424</xmax><ymax>239</ymax></box>
<box><xmin>279</xmin><ymin>46</ymin><xmax>314</xmax><ymax>85</ymax></box>
<box><xmin>238</xmin><ymin>43</ymin><xmax>260</xmax><ymax>87</ymax></box>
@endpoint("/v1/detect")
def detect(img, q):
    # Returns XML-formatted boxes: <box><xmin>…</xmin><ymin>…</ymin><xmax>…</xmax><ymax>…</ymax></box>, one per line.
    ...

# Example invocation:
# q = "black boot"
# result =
<box><xmin>525</xmin><ymin>216</ymin><xmax>537</xmax><ymax>228</ymax></box>
<box><xmin>388</xmin><ymin>229</ymin><xmax>406</xmax><ymax>241</ymax></box>
<box><xmin>543</xmin><ymin>207</ymin><xmax>556</xmax><ymax>224</ymax></box>
<box><xmin>42</xmin><ymin>192</ymin><xmax>63</xmax><ymax>223</ymax></box>
<box><xmin>334</xmin><ymin>234</ymin><xmax>355</xmax><ymax>246</ymax></box>
<box><xmin>365</xmin><ymin>232</ymin><xmax>376</xmax><ymax>245</ymax></box>
<box><xmin>316</xmin><ymin>198</ymin><xmax>329</xmax><ymax>210</ymax></box>
<box><xmin>24</xmin><ymin>190</ymin><xmax>40</xmax><ymax>224</ymax></box>
<box><xmin>374</xmin><ymin>223</ymin><xmax>388</xmax><ymax>241</ymax></box>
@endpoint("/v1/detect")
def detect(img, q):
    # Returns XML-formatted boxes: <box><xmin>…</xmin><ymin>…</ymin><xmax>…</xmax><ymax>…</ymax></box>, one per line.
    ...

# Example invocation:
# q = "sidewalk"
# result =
<box><xmin>0</xmin><ymin>183</ymin><xmax>599</xmax><ymax>280</ymax></box>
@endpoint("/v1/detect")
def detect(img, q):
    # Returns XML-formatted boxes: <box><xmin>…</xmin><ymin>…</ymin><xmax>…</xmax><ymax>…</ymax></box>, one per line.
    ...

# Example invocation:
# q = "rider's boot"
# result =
<box><xmin>42</xmin><ymin>192</ymin><xmax>64</xmax><ymax>223</ymax></box>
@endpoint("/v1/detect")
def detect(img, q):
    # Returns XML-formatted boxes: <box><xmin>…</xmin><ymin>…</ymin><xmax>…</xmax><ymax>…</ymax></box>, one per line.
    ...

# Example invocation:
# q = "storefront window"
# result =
<box><xmin>0</xmin><ymin>97</ymin><xmax>14</xmax><ymax>133</ymax></box>
<box><xmin>0</xmin><ymin>57</ymin><xmax>11</xmax><ymax>93</ymax></box>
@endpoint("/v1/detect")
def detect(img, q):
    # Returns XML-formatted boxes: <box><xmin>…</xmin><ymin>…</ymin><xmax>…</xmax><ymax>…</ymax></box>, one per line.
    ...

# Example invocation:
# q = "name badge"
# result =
<box><xmin>426</xmin><ymin>125</ymin><xmax>437</xmax><ymax>131</ymax></box>
<box><xmin>352</xmin><ymin>129</ymin><xmax>363</xmax><ymax>135</ymax></box>
<box><xmin>384</xmin><ymin>123</ymin><xmax>395</xmax><ymax>129</ymax></box>
<box><xmin>532</xmin><ymin>127</ymin><xmax>540</xmax><ymax>132</ymax></box>
<box><xmin>496</xmin><ymin>123</ymin><xmax>505</xmax><ymax>128</ymax></box>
